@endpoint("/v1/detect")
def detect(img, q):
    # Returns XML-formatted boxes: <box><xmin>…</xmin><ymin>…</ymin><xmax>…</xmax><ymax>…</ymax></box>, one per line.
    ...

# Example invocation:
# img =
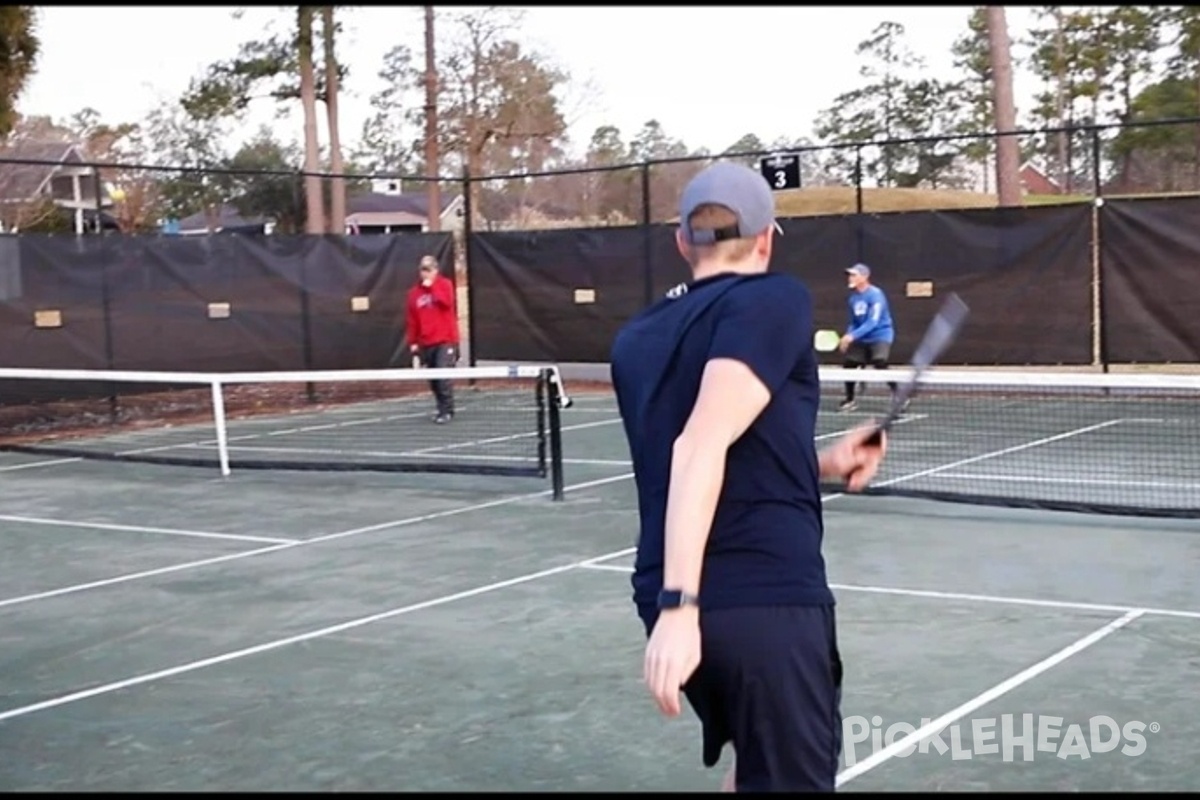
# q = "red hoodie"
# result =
<box><xmin>405</xmin><ymin>274</ymin><xmax>460</xmax><ymax>348</ymax></box>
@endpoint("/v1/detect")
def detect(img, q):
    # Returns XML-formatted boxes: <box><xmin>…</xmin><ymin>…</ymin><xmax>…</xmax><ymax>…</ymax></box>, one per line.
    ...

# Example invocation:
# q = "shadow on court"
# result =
<box><xmin>0</xmin><ymin>389</ymin><xmax>1198</xmax><ymax>790</ymax></box>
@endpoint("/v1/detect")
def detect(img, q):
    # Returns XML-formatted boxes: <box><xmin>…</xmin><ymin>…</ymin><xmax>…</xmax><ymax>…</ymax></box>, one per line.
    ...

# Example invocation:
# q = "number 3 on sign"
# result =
<box><xmin>759</xmin><ymin>153</ymin><xmax>800</xmax><ymax>191</ymax></box>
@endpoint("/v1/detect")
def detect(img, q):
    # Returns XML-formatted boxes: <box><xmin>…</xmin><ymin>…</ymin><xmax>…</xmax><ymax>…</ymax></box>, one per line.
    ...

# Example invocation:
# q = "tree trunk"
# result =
<box><xmin>322</xmin><ymin>6</ymin><xmax>345</xmax><ymax>234</ymax></box>
<box><xmin>424</xmin><ymin>5</ymin><xmax>441</xmax><ymax>233</ymax></box>
<box><xmin>298</xmin><ymin>6</ymin><xmax>325</xmax><ymax>234</ymax></box>
<box><xmin>987</xmin><ymin>5</ymin><xmax>1021</xmax><ymax>206</ymax></box>
<box><xmin>1054</xmin><ymin>9</ymin><xmax>1069</xmax><ymax>192</ymax></box>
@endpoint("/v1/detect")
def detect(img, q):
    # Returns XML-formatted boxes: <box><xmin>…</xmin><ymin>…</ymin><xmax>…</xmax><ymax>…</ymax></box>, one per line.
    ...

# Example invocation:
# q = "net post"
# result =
<box><xmin>545</xmin><ymin>369</ymin><xmax>565</xmax><ymax>501</ymax></box>
<box><xmin>209</xmin><ymin>380</ymin><xmax>232</xmax><ymax>477</ymax></box>
<box><xmin>535</xmin><ymin>371</ymin><xmax>548</xmax><ymax>476</ymax></box>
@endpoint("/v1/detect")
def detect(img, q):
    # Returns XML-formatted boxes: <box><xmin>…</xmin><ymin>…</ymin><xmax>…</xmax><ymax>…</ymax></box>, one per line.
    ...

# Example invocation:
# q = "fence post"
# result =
<box><xmin>298</xmin><ymin>241</ymin><xmax>317</xmax><ymax>402</ymax></box>
<box><xmin>854</xmin><ymin>145</ymin><xmax>864</xmax><ymax>215</ymax></box>
<box><xmin>292</xmin><ymin>169</ymin><xmax>304</xmax><ymax>233</ymax></box>
<box><xmin>640</xmin><ymin>162</ymin><xmax>653</xmax><ymax>307</ymax></box>
<box><xmin>1090</xmin><ymin>127</ymin><xmax>1109</xmax><ymax>374</ymax></box>
<box><xmin>462</xmin><ymin>166</ymin><xmax>477</xmax><ymax>368</ymax></box>
<box><xmin>852</xmin><ymin>146</ymin><xmax>866</xmax><ymax>265</ymax></box>
<box><xmin>91</xmin><ymin>170</ymin><xmax>118</xmax><ymax>419</ymax></box>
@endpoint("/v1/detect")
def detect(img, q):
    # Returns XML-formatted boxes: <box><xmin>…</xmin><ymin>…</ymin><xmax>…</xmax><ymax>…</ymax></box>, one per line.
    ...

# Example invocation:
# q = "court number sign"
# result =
<box><xmin>759</xmin><ymin>153</ymin><xmax>801</xmax><ymax>191</ymax></box>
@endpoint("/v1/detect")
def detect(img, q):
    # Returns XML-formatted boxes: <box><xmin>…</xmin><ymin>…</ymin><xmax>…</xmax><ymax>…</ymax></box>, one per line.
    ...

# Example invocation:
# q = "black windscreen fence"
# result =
<box><xmin>0</xmin><ymin>232</ymin><xmax>453</xmax><ymax>403</ymax></box>
<box><xmin>1098</xmin><ymin>196</ymin><xmax>1200</xmax><ymax>364</ymax></box>
<box><xmin>300</xmin><ymin>234</ymin><xmax>455</xmax><ymax>370</ymax></box>
<box><xmin>469</xmin><ymin>204</ymin><xmax>1099</xmax><ymax>366</ymax></box>
<box><xmin>772</xmin><ymin>214</ymin><xmax>863</xmax><ymax>363</ymax></box>
<box><xmin>849</xmin><ymin>204</ymin><xmax>1095</xmax><ymax>366</ymax></box>
<box><xmin>2</xmin><ymin>197</ymin><xmax>1200</xmax><ymax>388</ymax></box>
<box><xmin>467</xmin><ymin>225</ymin><xmax>673</xmax><ymax>363</ymax></box>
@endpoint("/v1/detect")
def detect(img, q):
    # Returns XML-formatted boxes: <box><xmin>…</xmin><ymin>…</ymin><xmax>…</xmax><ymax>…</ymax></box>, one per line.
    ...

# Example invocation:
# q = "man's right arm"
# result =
<box><xmin>430</xmin><ymin>276</ymin><xmax>455</xmax><ymax>308</ymax></box>
<box><xmin>659</xmin><ymin>281</ymin><xmax>808</xmax><ymax>601</ymax></box>
<box><xmin>819</xmin><ymin>423</ymin><xmax>887</xmax><ymax>491</ymax></box>
<box><xmin>846</xmin><ymin>293</ymin><xmax>883</xmax><ymax>342</ymax></box>
<box><xmin>405</xmin><ymin>292</ymin><xmax>419</xmax><ymax>351</ymax></box>
<box><xmin>659</xmin><ymin>359</ymin><xmax>774</xmax><ymax>602</ymax></box>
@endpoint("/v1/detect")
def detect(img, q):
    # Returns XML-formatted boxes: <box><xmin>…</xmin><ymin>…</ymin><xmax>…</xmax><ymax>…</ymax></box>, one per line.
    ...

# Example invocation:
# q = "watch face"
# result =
<box><xmin>658</xmin><ymin>590</ymin><xmax>696</xmax><ymax>609</ymax></box>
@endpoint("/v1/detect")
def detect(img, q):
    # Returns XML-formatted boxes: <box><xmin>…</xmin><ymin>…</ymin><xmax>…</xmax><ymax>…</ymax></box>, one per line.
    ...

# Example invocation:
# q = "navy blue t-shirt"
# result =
<box><xmin>610</xmin><ymin>271</ymin><xmax>833</xmax><ymax>622</ymax></box>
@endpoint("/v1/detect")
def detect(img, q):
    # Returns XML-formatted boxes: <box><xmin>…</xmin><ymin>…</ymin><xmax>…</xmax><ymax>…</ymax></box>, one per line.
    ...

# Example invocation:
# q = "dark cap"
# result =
<box><xmin>678</xmin><ymin>161</ymin><xmax>781</xmax><ymax>246</ymax></box>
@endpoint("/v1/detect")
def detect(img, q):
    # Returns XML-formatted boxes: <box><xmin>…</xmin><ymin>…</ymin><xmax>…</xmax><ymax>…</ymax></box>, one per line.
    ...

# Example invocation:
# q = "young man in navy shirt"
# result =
<box><xmin>838</xmin><ymin>263</ymin><xmax>897</xmax><ymax>412</ymax></box>
<box><xmin>610</xmin><ymin>162</ymin><xmax>888</xmax><ymax>792</ymax></box>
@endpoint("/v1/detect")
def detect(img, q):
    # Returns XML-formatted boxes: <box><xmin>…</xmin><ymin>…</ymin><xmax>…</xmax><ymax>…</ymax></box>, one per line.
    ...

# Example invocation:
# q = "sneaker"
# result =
<box><xmin>435</xmin><ymin>413</ymin><xmax>453</xmax><ymax>424</ymax></box>
<box><xmin>838</xmin><ymin>399</ymin><xmax>857</xmax><ymax>412</ymax></box>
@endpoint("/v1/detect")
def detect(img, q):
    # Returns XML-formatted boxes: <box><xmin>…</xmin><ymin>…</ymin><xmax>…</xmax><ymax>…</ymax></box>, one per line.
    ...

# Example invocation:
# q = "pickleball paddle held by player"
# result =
<box><xmin>863</xmin><ymin>292</ymin><xmax>970</xmax><ymax>446</ymax></box>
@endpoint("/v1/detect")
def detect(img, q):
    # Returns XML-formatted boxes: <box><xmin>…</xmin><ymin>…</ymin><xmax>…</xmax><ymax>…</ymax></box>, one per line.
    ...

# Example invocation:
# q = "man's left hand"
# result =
<box><xmin>838</xmin><ymin>334</ymin><xmax>853</xmax><ymax>353</ymax></box>
<box><xmin>643</xmin><ymin>608</ymin><xmax>701</xmax><ymax>718</ymax></box>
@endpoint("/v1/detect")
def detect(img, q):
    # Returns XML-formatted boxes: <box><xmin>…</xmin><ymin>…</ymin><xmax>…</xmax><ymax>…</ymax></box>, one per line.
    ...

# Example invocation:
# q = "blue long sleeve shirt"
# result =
<box><xmin>846</xmin><ymin>285</ymin><xmax>894</xmax><ymax>344</ymax></box>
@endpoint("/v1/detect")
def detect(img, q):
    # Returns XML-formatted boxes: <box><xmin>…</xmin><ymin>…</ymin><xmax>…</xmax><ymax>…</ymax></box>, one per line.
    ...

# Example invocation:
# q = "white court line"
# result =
<box><xmin>0</xmin><ymin>456</ymin><xmax>85</xmax><ymax>473</ymax></box>
<box><xmin>202</xmin><ymin>445</ymin><xmax>632</xmax><ymax>468</ymax></box>
<box><xmin>0</xmin><ymin>421</ymin><xmax>1172</xmax><ymax>725</ymax></box>
<box><xmin>0</xmin><ymin>418</ymin><xmax>1151</xmax><ymax>719</ymax></box>
<box><xmin>576</xmin><ymin>563</ymin><xmax>1200</xmax><ymax>621</ymax></box>
<box><xmin>579</xmin><ymin>563</ymin><xmax>633</xmax><ymax>573</ymax></box>
<box><xmin>864</xmin><ymin>419</ymin><xmax>1126</xmax><ymax>490</ymax></box>
<box><xmin>834</xmin><ymin>611</ymin><xmax>1144</xmax><ymax>787</ymax></box>
<box><xmin>396</xmin><ymin>415</ymin><xmax>920</xmax><ymax>462</ymax></box>
<box><xmin>0</xmin><ymin>472</ymin><xmax>635</xmax><ymax>611</ymax></box>
<box><xmin>927</xmin><ymin>472</ymin><xmax>1200</xmax><ymax>490</ymax></box>
<box><xmin>0</xmin><ymin>514</ymin><xmax>296</xmax><ymax>546</ymax></box>
<box><xmin>0</xmin><ymin>544</ymin><xmax>297</xmax><ymax>611</ymax></box>
<box><xmin>0</xmin><ymin>413</ymin><xmax>624</xmax><ymax>474</ymax></box>
<box><xmin>0</xmin><ymin>426</ymin><xmax>876</xmax><ymax>714</ymax></box>
<box><xmin>0</xmin><ymin>410</ymin><xmax>433</xmax><ymax>474</ymax></box>
<box><xmin>0</xmin><ymin>417</ymin><xmax>1126</xmax><ymax>610</ymax></box>
<box><xmin>402</xmin><ymin>417</ymin><xmax>623</xmax><ymax>457</ymax></box>
<box><xmin>826</xmin><ymin>582</ymin><xmax>1200</xmax><ymax>621</ymax></box>
<box><xmin>0</xmin><ymin>543</ymin><xmax>642</xmax><ymax>725</ymax></box>
<box><xmin>187</xmin><ymin>414</ymin><xmax>628</xmax><ymax>462</ymax></box>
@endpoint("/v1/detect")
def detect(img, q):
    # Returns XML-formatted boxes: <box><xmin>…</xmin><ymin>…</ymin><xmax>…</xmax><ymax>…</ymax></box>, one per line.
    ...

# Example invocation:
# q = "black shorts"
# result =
<box><xmin>845</xmin><ymin>340</ymin><xmax>891</xmax><ymax>365</ymax></box>
<box><xmin>640</xmin><ymin>605</ymin><xmax>843</xmax><ymax>792</ymax></box>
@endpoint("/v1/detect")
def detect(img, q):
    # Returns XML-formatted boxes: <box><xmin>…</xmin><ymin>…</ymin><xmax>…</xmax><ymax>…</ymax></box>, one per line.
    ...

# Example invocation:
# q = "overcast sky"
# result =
<box><xmin>20</xmin><ymin>5</ymin><xmax>1043</xmax><ymax>159</ymax></box>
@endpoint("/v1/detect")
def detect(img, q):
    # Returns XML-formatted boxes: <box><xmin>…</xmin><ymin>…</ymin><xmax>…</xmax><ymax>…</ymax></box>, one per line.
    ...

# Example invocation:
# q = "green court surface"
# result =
<box><xmin>1</xmin><ymin>386</ymin><xmax>1198</xmax><ymax>791</ymax></box>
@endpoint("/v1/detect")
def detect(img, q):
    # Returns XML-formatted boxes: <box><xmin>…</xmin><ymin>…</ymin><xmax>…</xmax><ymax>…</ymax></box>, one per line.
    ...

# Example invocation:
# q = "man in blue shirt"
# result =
<box><xmin>838</xmin><ymin>263</ymin><xmax>897</xmax><ymax>412</ymax></box>
<box><xmin>610</xmin><ymin>162</ymin><xmax>888</xmax><ymax>792</ymax></box>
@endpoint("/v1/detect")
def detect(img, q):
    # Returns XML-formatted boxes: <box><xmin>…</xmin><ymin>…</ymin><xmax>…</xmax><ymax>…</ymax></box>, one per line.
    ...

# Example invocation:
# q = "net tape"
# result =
<box><xmin>816</xmin><ymin>367</ymin><xmax>1200</xmax><ymax>518</ymax></box>
<box><xmin>0</xmin><ymin>364</ymin><xmax>571</xmax><ymax>484</ymax></box>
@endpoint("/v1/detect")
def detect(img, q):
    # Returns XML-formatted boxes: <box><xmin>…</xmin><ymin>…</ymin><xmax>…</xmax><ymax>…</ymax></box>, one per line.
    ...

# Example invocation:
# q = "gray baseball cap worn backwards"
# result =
<box><xmin>678</xmin><ymin>161</ymin><xmax>783</xmax><ymax>245</ymax></box>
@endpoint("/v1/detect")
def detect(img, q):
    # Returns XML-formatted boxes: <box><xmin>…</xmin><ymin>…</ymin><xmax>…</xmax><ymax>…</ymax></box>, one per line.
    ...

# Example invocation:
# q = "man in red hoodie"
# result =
<box><xmin>405</xmin><ymin>254</ymin><xmax>460</xmax><ymax>423</ymax></box>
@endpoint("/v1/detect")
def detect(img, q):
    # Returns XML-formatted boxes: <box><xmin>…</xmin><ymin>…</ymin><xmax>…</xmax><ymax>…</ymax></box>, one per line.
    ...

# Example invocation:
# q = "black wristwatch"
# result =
<box><xmin>657</xmin><ymin>589</ymin><xmax>700</xmax><ymax>610</ymax></box>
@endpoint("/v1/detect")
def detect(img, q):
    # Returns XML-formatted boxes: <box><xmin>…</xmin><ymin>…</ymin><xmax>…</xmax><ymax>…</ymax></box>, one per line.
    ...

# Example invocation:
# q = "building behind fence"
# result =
<box><xmin>0</xmin><ymin>118</ymin><xmax>1199</xmax><ymax>394</ymax></box>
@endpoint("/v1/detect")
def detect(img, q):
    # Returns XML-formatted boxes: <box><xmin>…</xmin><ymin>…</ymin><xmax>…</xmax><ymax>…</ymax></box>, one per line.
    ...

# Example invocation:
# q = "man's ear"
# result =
<box><xmin>755</xmin><ymin>227</ymin><xmax>774</xmax><ymax>263</ymax></box>
<box><xmin>675</xmin><ymin>228</ymin><xmax>690</xmax><ymax>262</ymax></box>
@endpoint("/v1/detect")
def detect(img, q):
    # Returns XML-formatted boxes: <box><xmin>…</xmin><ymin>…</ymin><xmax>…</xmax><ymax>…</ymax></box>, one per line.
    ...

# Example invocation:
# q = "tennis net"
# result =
<box><xmin>816</xmin><ymin>367</ymin><xmax>1200</xmax><ymax>518</ymax></box>
<box><xmin>0</xmin><ymin>364</ymin><xmax>570</xmax><ymax>498</ymax></box>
